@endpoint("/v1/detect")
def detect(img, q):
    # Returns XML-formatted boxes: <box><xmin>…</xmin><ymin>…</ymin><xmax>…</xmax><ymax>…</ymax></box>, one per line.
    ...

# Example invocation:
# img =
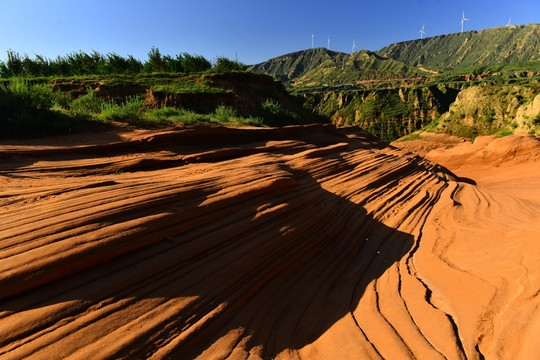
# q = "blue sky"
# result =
<box><xmin>1</xmin><ymin>0</ymin><xmax>538</xmax><ymax>65</ymax></box>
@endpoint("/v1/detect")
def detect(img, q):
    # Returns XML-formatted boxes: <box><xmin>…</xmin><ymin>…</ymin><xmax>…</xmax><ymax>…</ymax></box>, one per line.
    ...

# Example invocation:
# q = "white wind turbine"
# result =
<box><xmin>460</xmin><ymin>11</ymin><xmax>469</xmax><ymax>33</ymax></box>
<box><xmin>312</xmin><ymin>34</ymin><xmax>314</xmax><ymax>48</ymax></box>
<box><xmin>506</xmin><ymin>17</ymin><xmax>511</xmax><ymax>26</ymax></box>
<box><xmin>352</xmin><ymin>39</ymin><xmax>357</xmax><ymax>53</ymax></box>
<box><xmin>328</xmin><ymin>36</ymin><xmax>330</xmax><ymax>50</ymax></box>
<box><xmin>419</xmin><ymin>24</ymin><xmax>426</xmax><ymax>39</ymax></box>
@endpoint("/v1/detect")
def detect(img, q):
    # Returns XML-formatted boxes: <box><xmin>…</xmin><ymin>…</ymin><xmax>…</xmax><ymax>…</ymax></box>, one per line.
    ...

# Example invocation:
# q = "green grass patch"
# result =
<box><xmin>99</xmin><ymin>96</ymin><xmax>145</xmax><ymax>124</ymax></box>
<box><xmin>497</xmin><ymin>128</ymin><xmax>514</xmax><ymax>137</ymax></box>
<box><xmin>394</xmin><ymin>133</ymin><xmax>422</xmax><ymax>142</ymax></box>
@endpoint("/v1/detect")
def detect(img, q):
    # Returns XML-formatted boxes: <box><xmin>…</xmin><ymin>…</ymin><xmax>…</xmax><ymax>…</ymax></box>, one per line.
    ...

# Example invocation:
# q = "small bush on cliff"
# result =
<box><xmin>261</xmin><ymin>98</ymin><xmax>283</xmax><ymax>116</ymax></box>
<box><xmin>497</xmin><ymin>129</ymin><xmax>514</xmax><ymax>137</ymax></box>
<box><xmin>0</xmin><ymin>77</ymin><xmax>54</xmax><ymax>111</ymax></box>
<box><xmin>0</xmin><ymin>78</ymin><xmax>96</xmax><ymax>138</ymax></box>
<box><xmin>70</xmin><ymin>87</ymin><xmax>104</xmax><ymax>117</ymax></box>
<box><xmin>100</xmin><ymin>96</ymin><xmax>145</xmax><ymax>123</ymax></box>
<box><xmin>214</xmin><ymin>105</ymin><xmax>238</xmax><ymax>121</ymax></box>
<box><xmin>533</xmin><ymin>113</ymin><xmax>540</xmax><ymax>125</ymax></box>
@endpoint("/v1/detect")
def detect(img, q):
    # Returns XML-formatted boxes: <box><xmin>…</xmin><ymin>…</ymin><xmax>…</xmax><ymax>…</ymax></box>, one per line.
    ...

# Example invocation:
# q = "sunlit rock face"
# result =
<box><xmin>1</xmin><ymin>125</ymin><xmax>538</xmax><ymax>360</ymax></box>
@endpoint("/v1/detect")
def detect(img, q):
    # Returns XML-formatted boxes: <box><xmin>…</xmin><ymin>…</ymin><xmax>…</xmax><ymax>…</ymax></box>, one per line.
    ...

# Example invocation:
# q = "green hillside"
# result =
<box><xmin>292</xmin><ymin>50</ymin><xmax>426</xmax><ymax>87</ymax></box>
<box><xmin>251</xmin><ymin>24</ymin><xmax>540</xmax><ymax>84</ymax></box>
<box><xmin>376</xmin><ymin>23</ymin><xmax>540</xmax><ymax>70</ymax></box>
<box><xmin>248</xmin><ymin>23</ymin><xmax>540</xmax><ymax>141</ymax></box>
<box><xmin>248</xmin><ymin>48</ymin><xmax>344</xmax><ymax>82</ymax></box>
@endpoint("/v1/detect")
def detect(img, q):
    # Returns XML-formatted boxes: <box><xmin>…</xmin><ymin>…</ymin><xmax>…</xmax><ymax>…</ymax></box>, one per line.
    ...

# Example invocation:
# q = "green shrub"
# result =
<box><xmin>70</xmin><ymin>87</ymin><xmax>104</xmax><ymax>117</ymax></box>
<box><xmin>394</xmin><ymin>133</ymin><xmax>422</xmax><ymax>142</ymax></box>
<box><xmin>212</xmin><ymin>57</ymin><xmax>248</xmax><ymax>72</ymax></box>
<box><xmin>0</xmin><ymin>77</ymin><xmax>54</xmax><ymax>111</ymax></box>
<box><xmin>497</xmin><ymin>129</ymin><xmax>514</xmax><ymax>137</ymax></box>
<box><xmin>100</xmin><ymin>96</ymin><xmax>144</xmax><ymax>123</ymax></box>
<box><xmin>53</xmin><ymin>91</ymin><xmax>72</xmax><ymax>109</ymax></box>
<box><xmin>515</xmin><ymin>94</ymin><xmax>526</xmax><ymax>104</ymax></box>
<box><xmin>144</xmin><ymin>105</ymin><xmax>262</xmax><ymax>127</ymax></box>
<box><xmin>484</xmin><ymin>109</ymin><xmax>496</xmax><ymax>123</ymax></box>
<box><xmin>0</xmin><ymin>79</ymin><xmax>103</xmax><ymax>138</ymax></box>
<box><xmin>214</xmin><ymin>105</ymin><xmax>237</xmax><ymax>122</ymax></box>
<box><xmin>180</xmin><ymin>53</ymin><xmax>212</xmax><ymax>73</ymax></box>
<box><xmin>232</xmin><ymin>116</ymin><xmax>264</xmax><ymax>127</ymax></box>
<box><xmin>145</xmin><ymin>106</ymin><xmax>185</xmax><ymax>121</ymax></box>
<box><xmin>144</xmin><ymin>47</ymin><xmax>167</xmax><ymax>73</ymax></box>
<box><xmin>261</xmin><ymin>98</ymin><xmax>283</xmax><ymax>116</ymax></box>
<box><xmin>0</xmin><ymin>49</ymin><xmax>214</xmax><ymax>77</ymax></box>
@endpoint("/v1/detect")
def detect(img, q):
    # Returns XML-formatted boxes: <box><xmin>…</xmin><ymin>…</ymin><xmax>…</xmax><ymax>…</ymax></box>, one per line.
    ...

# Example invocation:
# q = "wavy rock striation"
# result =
<box><xmin>0</xmin><ymin>125</ymin><xmax>538</xmax><ymax>359</ymax></box>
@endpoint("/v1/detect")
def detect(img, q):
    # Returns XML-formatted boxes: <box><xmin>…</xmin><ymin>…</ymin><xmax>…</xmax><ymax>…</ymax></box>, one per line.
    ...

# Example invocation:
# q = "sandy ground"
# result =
<box><xmin>1</xmin><ymin>125</ymin><xmax>538</xmax><ymax>359</ymax></box>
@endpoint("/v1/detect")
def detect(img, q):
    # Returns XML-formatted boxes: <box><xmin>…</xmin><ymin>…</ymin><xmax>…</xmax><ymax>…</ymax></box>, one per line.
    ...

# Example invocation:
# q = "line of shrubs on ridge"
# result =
<box><xmin>0</xmin><ymin>47</ymin><xmax>248</xmax><ymax>77</ymax></box>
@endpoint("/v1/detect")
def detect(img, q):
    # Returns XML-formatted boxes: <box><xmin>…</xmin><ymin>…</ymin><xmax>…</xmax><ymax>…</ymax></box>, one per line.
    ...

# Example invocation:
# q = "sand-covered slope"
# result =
<box><xmin>1</xmin><ymin>125</ymin><xmax>539</xmax><ymax>359</ymax></box>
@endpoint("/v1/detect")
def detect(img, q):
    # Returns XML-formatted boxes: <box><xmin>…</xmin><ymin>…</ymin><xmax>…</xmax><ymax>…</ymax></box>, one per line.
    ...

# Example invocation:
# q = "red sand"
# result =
<box><xmin>1</xmin><ymin>125</ymin><xmax>538</xmax><ymax>359</ymax></box>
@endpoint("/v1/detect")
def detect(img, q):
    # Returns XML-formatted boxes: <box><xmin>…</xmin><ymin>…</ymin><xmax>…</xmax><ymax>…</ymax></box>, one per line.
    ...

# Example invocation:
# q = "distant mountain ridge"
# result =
<box><xmin>292</xmin><ymin>50</ymin><xmax>425</xmax><ymax>87</ymax></box>
<box><xmin>250</xmin><ymin>23</ymin><xmax>540</xmax><ymax>84</ymax></box>
<box><xmin>377</xmin><ymin>24</ymin><xmax>540</xmax><ymax>69</ymax></box>
<box><xmin>248</xmin><ymin>48</ymin><xmax>342</xmax><ymax>82</ymax></box>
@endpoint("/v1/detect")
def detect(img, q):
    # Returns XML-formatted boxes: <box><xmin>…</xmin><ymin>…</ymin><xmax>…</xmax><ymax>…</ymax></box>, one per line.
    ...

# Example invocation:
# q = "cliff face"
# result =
<box><xmin>302</xmin><ymin>81</ymin><xmax>540</xmax><ymax>141</ymax></box>
<box><xmin>303</xmin><ymin>85</ymin><xmax>461</xmax><ymax>142</ymax></box>
<box><xmin>376</xmin><ymin>23</ymin><xmax>540</xmax><ymax>69</ymax></box>
<box><xmin>437</xmin><ymin>85</ymin><xmax>540</xmax><ymax>137</ymax></box>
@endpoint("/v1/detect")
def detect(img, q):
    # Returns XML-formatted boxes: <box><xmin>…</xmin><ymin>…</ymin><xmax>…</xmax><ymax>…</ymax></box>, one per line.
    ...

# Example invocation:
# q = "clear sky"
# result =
<box><xmin>1</xmin><ymin>0</ymin><xmax>538</xmax><ymax>65</ymax></box>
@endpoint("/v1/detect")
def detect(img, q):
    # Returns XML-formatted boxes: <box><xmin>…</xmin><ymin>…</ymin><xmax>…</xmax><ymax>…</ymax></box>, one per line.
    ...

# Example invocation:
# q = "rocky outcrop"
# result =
<box><xmin>1</xmin><ymin>125</ymin><xmax>538</xmax><ymax>359</ymax></box>
<box><xmin>438</xmin><ymin>85</ymin><xmax>540</xmax><ymax>136</ymax></box>
<box><xmin>303</xmin><ymin>85</ymin><xmax>461</xmax><ymax>141</ymax></box>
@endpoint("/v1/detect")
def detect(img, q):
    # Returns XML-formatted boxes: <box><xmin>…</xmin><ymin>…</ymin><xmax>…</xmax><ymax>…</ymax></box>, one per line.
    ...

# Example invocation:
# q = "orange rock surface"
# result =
<box><xmin>0</xmin><ymin>125</ymin><xmax>538</xmax><ymax>359</ymax></box>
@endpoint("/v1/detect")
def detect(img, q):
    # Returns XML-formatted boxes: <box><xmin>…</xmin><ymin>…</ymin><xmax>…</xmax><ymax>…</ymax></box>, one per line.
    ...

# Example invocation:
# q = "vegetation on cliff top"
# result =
<box><xmin>0</xmin><ymin>71</ymin><xmax>328</xmax><ymax>139</ymax></box>
<box><xmin>0</xmin><ymin>47</ymin><xmax>248</xmax><ymax>78</ymax></box>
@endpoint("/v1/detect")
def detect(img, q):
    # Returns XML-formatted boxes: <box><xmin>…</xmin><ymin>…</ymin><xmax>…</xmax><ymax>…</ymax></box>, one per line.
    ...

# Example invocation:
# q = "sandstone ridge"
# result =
<box><xmin>0</xmin><ymin>125</ymin><xmax>538</xmax><ymax>359</ymax></box>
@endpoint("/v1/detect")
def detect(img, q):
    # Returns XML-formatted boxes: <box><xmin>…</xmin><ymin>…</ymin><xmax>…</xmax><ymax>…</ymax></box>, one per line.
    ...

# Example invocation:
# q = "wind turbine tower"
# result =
<box><xmin>352</xmin><ymin>39</ymin><xmax>357</xmax><ymax>53</ymax></box>
<box><xmin>419</xmin><ymin>24</ymin><xmax>426</xmax><ymax>39</ymax></box>
<box><xmin>312</xmin><ymin>34</ymin><xmax>314</xmax><ymax>48</ymax></box>
<box><xmin>328</xmin><ymin>36</ymin><xmax>330</xmax><ymax>50</ymax></box>
<box><xmin>506</xmin><ymin>17</ymin><xmax>511</xmax><ymax>26</ymax></box>
<box><xmin>460</xmin><ymin>11</ymin><xmax>469</xmax><ymax>33</ymax></box>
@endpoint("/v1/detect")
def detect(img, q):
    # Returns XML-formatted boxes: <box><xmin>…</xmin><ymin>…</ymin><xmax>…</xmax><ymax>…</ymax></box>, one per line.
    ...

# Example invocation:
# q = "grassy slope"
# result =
<box><xmin>248</xmin><ymin>48</ymin><xmax>344</xmax><ymax>82</ymax></box>
<box><xmin>0</xmin><ymin>72</ymin><xmax>329</xmax><ymax>139</ymax></box>
<box><xmin>376</xmin><ymin>24</ymin><xmax>540</xmax><ymax>70</ymax></box>
<box><xmin>291</xmin><ymin>51</ymin><xmax>425</xmax><ymax>87</ymax></box>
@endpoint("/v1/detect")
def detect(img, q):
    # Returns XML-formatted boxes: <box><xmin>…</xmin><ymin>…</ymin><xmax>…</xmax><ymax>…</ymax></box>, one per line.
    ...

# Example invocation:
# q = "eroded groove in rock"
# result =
<box><xmin>0</xmin><ymin>126</ymin><xmax>538</xmax><ymax>360</ymax></box>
